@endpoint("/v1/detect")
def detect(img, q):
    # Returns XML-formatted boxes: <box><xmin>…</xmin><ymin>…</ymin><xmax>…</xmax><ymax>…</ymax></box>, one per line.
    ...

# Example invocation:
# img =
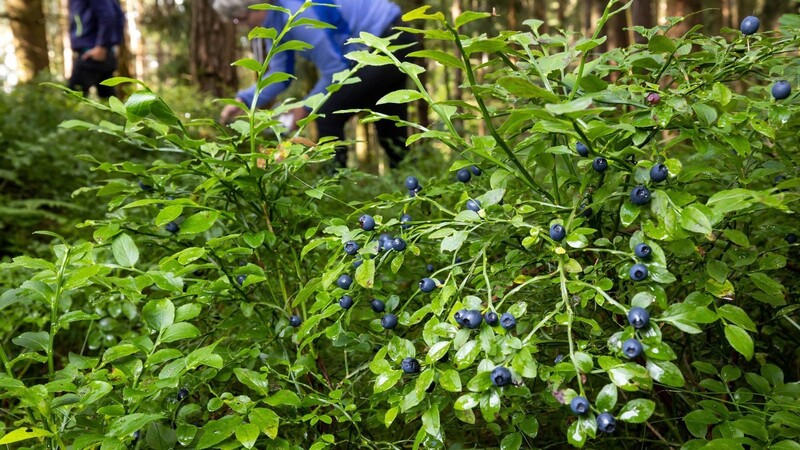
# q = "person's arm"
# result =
<box><xmin>237</xmin><ymin>47</ymin><xmax>295</xmax><ymax>108</ymax></box>
<box><xmin>83</xmin><ymin>0</ymin><xmax>120</xmax><ymax>61</ymax></box>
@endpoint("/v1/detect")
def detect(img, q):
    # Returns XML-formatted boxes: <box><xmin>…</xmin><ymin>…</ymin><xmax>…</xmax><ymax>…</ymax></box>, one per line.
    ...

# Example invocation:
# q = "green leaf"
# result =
<box><xmin>249</xmin><ymin>408</ymin><xmax>279</xmax><ymax>439</ymax></box>
<box><xmin>620</xmin><ymin>201</ymin><xmax>640</xmax><ymax>227</ymax></box>
<box><xmin>108</xmin><ymin>413</ymin><xmax>164</xmax><ymax>438</ymax></box>
<box><xmin>125</xmin><ymin>91</ymin><xmax>179</xmax><ymax>125</ymax></box>
<box><xmin>692</xmin><ymin>103</ymin><xmax>718</xmax><ymax>126</ymax></box>
<box><xmin>440</xmin><ymin>369</ymin><xmax>462</xmax><ymax>392</ymax></box>
<box><xmin>235</xmin><ymin>423</ymin><xmax>260</xmax><ymax>449</ymax></box>
<box><xmin>374</xmin><ymin>369</ymin><xmax>402</xmax><ymax>393</ymax></box>
<box><xmin>573</xmin><ymin>352</ymin><xmax>593</xmax><ymax>373</ymax></box>
<box><xmin>717</xmin><ymin>305</ymin><xmax>756</xmax><ymax>331</ymax></box>
<box><xmin>143</xmin><ymin>299</ymin><xmax>175</xmax><ymax>333</ymax></box>
<box><xmin>426</xmin><ymin>341</ymin><xmax>450</xmax><ymax>364</ymax></box>
<box><xmin>648</xmin><ymin>35</ymin><xmax>676</xmax><ymax>53</ymax></box>
<box><xmin>545</xmin><ymin>97</ymin><xmax>593</xmax><ymax>115</ymax></box>
<box><xmin>500</xmin><ymin>432</ymin><xmax>522</xmax><ymax>450</ymax></box>
<box><xmin>355</xmin><ymin>259</ymin><xmax>375</xmax><ymax>289</ymax></box>
<box><xmin>748</xmin><ymin>273</ymin><xmax>784</xmax><ymax>296</ymax></box>
<box><xmin>179</xmin><ymin>211</ymin><xmax>219</xmax><ymax>235</ymax></box>
<box><xmin>402</xmin><ymin>5</ymin><xmax>445</xmax><ymax>22</ymax></box>
<box><xmin>567</xmin><ymin>416</ymin><xmax>596</xmax><ymax>448</ymax></box>
<box><xmin>12</xmin><ymin>331</ymin><xmax>50</xmax><ymax>353</ymax></box>
<box><xmin>408</xmin><ymin>49</ymin><xmax>462</xmax><ymax>69</ymax></box>
<box><xmin>160</xmin><ymin>323</ymin><xmax>201</xmax><ymax>343</ymax></box>
<box><xmin>0</xmin><ymin>427</ymin><xmax>53</xmax><ymax>444</ymax></box>
<box><xmin>595</xmin><ymin>384</ymin><xmax>617</xmax><ymax>412</ymax></box>
<box><xmin>156</xmin><ymin>205</ymin><xmax>183</xmax><ymax>227</ymax></box>
<box><xmin>467</xmin><ymin>371</ymin><xmax>493</xmax><ymax>392</ymax></box>
<box><xmin>441</xmin><ymin>231</ymin><xmax>468</xmax><ymax>253</ymax></box>
<box><xmin>377</xmin><ymin>89</ymin><xmax>423</xmax><ymax>105</ymax></box>
<box><xmin>453</xmin><ymin>340</ymin><xmax>480</xmax><ymax>369</ymax></box>
<box><xmin>421</xmin><ymin>403</ymin><xmax>440</xmax><ymax>437</ymax></box>
<box><xmin>197</xmin><ymin>416</ymin><xmax>242</xmax><ymax>449</ymax></box>
<box><xmin>185</xmin><ymin>344</ymin><xmax>223</xmax><ymax>370</ymax></box>
<box><xmin>724</xmin><ymin>325</ymin><xmax>754</xmax><ymax>360</ymax></box>
<box><xmin>618</xmin><ymin>399</ymin><xmax>655</xmax><ymax>423</ymax></box>
<box><xmin>102</xmin><ymin>343</ymin><xmax>139</xmax><ymax>365</ymax></box>
<box><xmin>235</xmin><ymin>368</ymin><xmax>270</xmax><ymax>397</ymax></box>
<box><xmin>681</xmin><ymin>205</ymin><xmax>712</xmax><ymax>235</ymax></box>
<box><xmin>646</xmin><ymin>360</ymin><xmax>685</xmax><ymax>387</ymax></box>
<box><xmin>112</xmin><ymin>233</ymin><xmax>139</xmax><ymax>267</ymax></box>
<box><xmin>455</xmin><ymin>11</ymin><xmax>490</xmax><ymax>28</ymax></box>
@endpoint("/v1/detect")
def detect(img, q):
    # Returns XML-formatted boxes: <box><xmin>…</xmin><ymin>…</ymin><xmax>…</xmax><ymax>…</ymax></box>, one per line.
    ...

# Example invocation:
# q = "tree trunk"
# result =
<box><xmin>116</xmin><ymin>0</ymin><xmax>134</xmax><ymax>82</ymax></box>
<box><xmin>666</xmin><ymin>0</ymin><xmax>702</xmax><ymax>37</ymax></box>
<box><xmin>7</xmin><ymin>0</ymin><xmax>50</xmax><ymax>82</ymax></box>
<box><xmin>631</xmin><ymin>0</ymin><xmax>654</xmax><ymax>43</ymax></box>
<box><xmin>190</xmin><ymin>0</ymin><xmax>238</xmax><ymax>97</ymax></box>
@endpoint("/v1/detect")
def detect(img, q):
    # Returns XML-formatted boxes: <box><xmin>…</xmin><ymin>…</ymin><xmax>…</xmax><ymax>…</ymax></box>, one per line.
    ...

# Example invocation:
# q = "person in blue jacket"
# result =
<box><xmin>213</xmin><ymin>0</ymin><xmax>417</xmax><ymax>168</ymax></box>
<box><xmin>68</xmin><ymin>0</ymin><xmax>125</xmax><ymax>98</ymax></box>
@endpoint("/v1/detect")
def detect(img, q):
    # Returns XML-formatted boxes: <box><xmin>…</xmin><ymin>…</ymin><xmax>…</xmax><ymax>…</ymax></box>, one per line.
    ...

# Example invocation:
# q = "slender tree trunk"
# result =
<box><xmin>533</xmin><ymin>0</ymin><xmax>547</xmax><ymax>34</ymax></box>
<box><xmin>190</xmin><ymin>0</ymin><xmax>238</xmax><ymax>97</ymax></box>
<box><xmin>7</xmin><ymin>0</ymin><xmax>50</xmax><ymax>82</ymax></box>
<box><xmin>631</xmin><ymin>0</ymin><xmax>654</xmax><ymax>43</ymax></box>
<box><xmin>666</xmin><ymin>0</ymin><xmax>701</xmax><ymax>37</ymax></box>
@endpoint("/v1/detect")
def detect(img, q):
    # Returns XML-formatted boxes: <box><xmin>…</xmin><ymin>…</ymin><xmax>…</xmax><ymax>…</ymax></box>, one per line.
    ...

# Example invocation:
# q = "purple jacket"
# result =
<box><xmin>69</xmin><ymin>0</ymin><xmax>124</xmax><ymax>50</ymax></box>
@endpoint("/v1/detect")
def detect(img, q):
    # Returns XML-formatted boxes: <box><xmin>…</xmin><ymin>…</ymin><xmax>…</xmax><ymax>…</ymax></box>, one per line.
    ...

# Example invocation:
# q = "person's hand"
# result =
<box><xmin>289</xmin><ymin>107</ymin><xmax>310</xmax><ymax>130</ymax></box>
<box><xmin>82</xmin><ymin>46</ymin><xmax>108</xmax><ymax>61</ymax></box>
<box><xmin>221</xmin><ymin>99</ymin><xmax>246</xmax><ymax>124</ymax></box>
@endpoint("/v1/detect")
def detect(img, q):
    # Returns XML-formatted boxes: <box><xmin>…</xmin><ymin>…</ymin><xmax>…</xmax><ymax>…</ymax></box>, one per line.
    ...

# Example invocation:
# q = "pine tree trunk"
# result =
<box><xmin>7</xmin><ymin>0</ymin><xmax>50</xmax><ymax>82</ymax></box>
<box><xmin>190</xmin><ymin>0</ymin><xmax>238</xmax><ymax>97</ymax></box>
<box><xmin>666</xmin><ymin>0</ymin><xmax>701</xmax><ymax>37</ymax></box>
<box><xmin>631</xmin><ymin>0</ymin><xmax>654</xmax><ymax>44</ymax></box>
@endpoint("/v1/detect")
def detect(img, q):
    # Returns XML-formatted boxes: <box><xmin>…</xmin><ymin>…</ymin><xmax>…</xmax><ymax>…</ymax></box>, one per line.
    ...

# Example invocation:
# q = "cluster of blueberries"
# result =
<box><xmin>567</xmin><ymin>306</ymin><xmax>651</xmax><ymax>433</ymax></box>
<box><xmin>739</xmin><ymin>16</ymin><xmax>792</xmax><ymax>101</ymax></box>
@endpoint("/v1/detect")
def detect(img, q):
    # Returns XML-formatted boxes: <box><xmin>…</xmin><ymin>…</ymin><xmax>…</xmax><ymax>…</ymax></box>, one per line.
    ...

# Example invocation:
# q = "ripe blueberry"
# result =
<box><xmin>426</xmin><ymin>263</ymin><xmax>434</xmax><ymax>273</ymax></box>
<box><xmin>491</xmin><ymin>366</ymin><xmax>512</xmax><ymax>387</ymax></box>
<box><xmin>370</xmin><ymin>299</ymin><xmax>386</xmax><ymax>313</ymax></box>
<box><xmin>622</xmin><ymin>338</ymin><xmax>643</xmax><ymax>358</ymax></box>
<box><xmin>378</xmin><ymin>233</ymin><xmax>392</xmax><ymax>251</ymax></box>
<box><xmin>597</xmin><ymin>412</ymin><xmax>617</xmax><ymax>433</ymax></box>
<box><xmin>236</xmin><ymin>274</ymin><xmax>247</xmax><ymax>286</ymax></box>
<box><xmin>740</xmin><ymin>15</ymin><xmax>760</xmax><ymax>35</ymax></box>
<box><xmin>592</xmin><ymin>157</ymin><xmax>608</xmax><ymax>172</ymax></box>
<box><xmin>470</xmin><ymin>165</ymin><xmax>482</xmax><ymax>176</ymax></box>
<box><xmin>500</xmin><ymin>312</ymin><xmax>517</xmax><ymax>330</ymax></box>
<box><xmin>132</xmin><ymin>430</ymin><xmax>140</xmax><ymax>440</ymax></box>
<box><xmin>634</xmin><ymin>243</ymin><xmax>652</xmax><ymax>259</ymax></box>
<box><xmin>772</xmin><ymin>80</ymin><xmax>792</xmax><ymax>100</ymax></box>
<box><xmin>381</xmin><ymin>313</ymin><xmax>398</xmax><ymax>329</ymax></box>
<box><xmin>359</xmin><ymin>214</ymin><xmax>375</xmax><ymax>231</ymax></box>
<box><xmin>646</xmin><ymin>92</ymin><xmax>661</xmax><ymax>105</ymax></box>
<box><xmin>337</xmin><ymin>274</ymin><xmax>353</xmax><ymax>289</ymax></box>
<box><xmin>401</xmin><ymin>357</ymin><xmax>421</xmax><ymax>374</ymax></box>
<box><xmin>166</xmin><ymin>221</ymin><xmax>180</xmax><ymax>234</ymax></box>
<box><xmin>550</xmin><ymin>223</ymin><xmax>566</xmax><ymax>241</ymax></box>
<box><xmin>629</xmin><ymin>263</ymin><xmax>648</xmax><ymax>281</ymax></box>
<box><xmin>630</xmin><ymin>185</ymin><xmax>651</xmax><ymax>205</ymax></box>
<box><xmin>627</xmin><ymin>307</ymin><xmax>650</xmax><ymax>329</ymax></box>
<box><xmin>650</xmin><ymin>163</ymin><xmax>668</xmax><ymax>182</ymax></box>
<box><xmin>456</xmin><ymin>168</ymin><xmax>472</xmax><ymax>183</ymax></box>
<box><xmin>466</xmin><ymin>199</ymin><xmax>481</xmax><ymax>212</ymax></box>
<box><xmin>576</xmin><ymin>142</ymin><xmax>589</xmax><ymax>157</ymax></box>
<box><xmin>177</xmin><ymin>387</ymin><xmax>189</xmax><ymax>401</ymax></box>
<box><xmin>400</xmin><ymin>214</ymin><xmax>412</xmax><ymax>229</ymax></box>
<box><xmin>289</xmin><ymin>315</ymin><xmax>302</xmax><ymax>327</ymax></box>
<box><xmin>419</xmin><ymin>277</ymin><xmax>436</xmax><ymax>293</ymax></box>
<box><xmin>353</xmin><ymin>259</ymin><xmax>363</xmax><ymax>269</ymax></box>
<box><xmin>344</xmin><ymin>240</ymin><xmax>359</xmax><ymax>256</ymax></box>
<box><xmin>484</xmin><ymin>311</ymin><xmax>499</xmax><ymax>326</ymax></box>
<box><xmin>570</xmin><ymin>396</ymin><xmax>590</xmax><ymax>415</ymax></box>
<box><xmin>454</xmin><ymin>309</ymin><xmax>467</xmax><ymax>324</ymax></box>
<box><xmin>339</xmin><ymin>295</ymin><xmax>353</xmax><ymax>309</ymax></box>
<box><xmin>460</xmin><ymin>310</ymin><xmax>483</xmax><ymax>329</ymax></box>
<box><xmin>138</xmin><ymin>180</ymin><xmax>154</xmax><ymax>191</ymax></box>
<box><xmin>786</xmin><ymin>233</ymin><xmax>797</xmax><ymax>244</ymax></box>
<box><xmin>405</xmin><ymin>176</ymin><xmax>419</xmax><ymax>190</ymax></box>
<box><xmin>390</xmin><ymin>237</ymin><xmax>407</xmax><ymax>251</ymax></box>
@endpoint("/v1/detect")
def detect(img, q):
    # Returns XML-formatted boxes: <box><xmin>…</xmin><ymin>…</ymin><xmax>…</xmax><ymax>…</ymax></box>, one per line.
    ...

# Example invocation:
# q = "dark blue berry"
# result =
<box><xmin>401</xmin><ymin>357</ymin><xmax>421</xmax><ymax>374</ymax></box>
<box><xmin>740</xmin><ymin>15</ymin><xmax>760</xmax><ymax>35</ymax></box>
<box><xmin>470</xmin><ymin>165</ymin><xmax>482</xmax><ymax>176</ymax></box>
<box><xmin>236</xmin><ymin>274</ymin><xmax>247</xmax><ymax>286</ymax></box>
<box><xmin>634</xmin><ymin>243</ymin><xmax>652</xmax><ymax>259</ymax></box>
<box><xmin>576</xmin><ymin>142</ymin><xmax>589</xmax><ymax>157</ymax></box>
<box><xmin>177</xmin><ymin>387</ymin><xmax>189</xmax><ymax>400</ymax></box>
<box><xmin>500</xmin><ymin>313</ymin><xmax>516</xmax><ymax>330</ymax></box>
<box><xmin>627</xmin><ymin>307</ymin><xmax>650</xmax><ymax>329</ymax></box>
<box><xmin>344</xmin><ymin>240</ymin><xmax>359</xmax><ymax>256</ymax></box>
<box><xmin>592</xmin><ymin>157</ymin><xmax>608</xmax><ymax>172</ymax></box>
<box><xmin>381</xmin><ymin>314</ymin><xmax>398</xmax><ymax>329</ymax></box>
<box><xmin>337</xmin><ymin>274</ymin><xmax>353</xmax><ymax>289</ymax></box>
<box><xmin>570</xmin><ymin>396</ymin><xmax>590</xmax><ymax>415</ymax></box>
<box><xmin>772</xmin><ymin>80</ymin><xmax>792</xmax><ymax>100</ymax></box>
<box><xmin>165</xmin><ymin>221</ymin><xmax>180</xmax><ymax>234</ymax></box>
<box><xmin>390</xmin><ymin>237</ymin><xmax>407</xmax><ymax>251</ymax></box>
<box><xmin>550</xmin><ymin>223</ymin><xmax>566</xmax><ymax>241</ymax></box>
<box><xmin>630</xmin><ymin>185</ymin><xmax>651</xmax><ymax>205</ymax></box>
<box><xmin>339</xmin><ymin>295</ymin><xmax>353</xmax><ymax>309</ymax></box>
<box><xmin>359</xmin><ymin>214</ymin><xmax>375</xmax><ymax>231</ymax></box>
<box><xmin>426</xmin><ymin>263</ymin><xmax>434</xmax><ymax>273</ymax></box>
<box><xmin>400</xmin><ymin>214</ymin><xmax>412</xmax><ymax>229</ymax></box>
<box><xmin>650</xmin><ymin>163</ymin><xmax>668</xmax><ymax>182</ymax></box>
<box><xmin>490</xmin><ymin>366</ymin><xmax>512</xmax><ymax>387</ymax></box>
<box><xmin>405</xmin><ymin>176</ymin><xmax>419</xmax><ymax>190</ymax></box>
<box><xmin>289</xmin><ymin>315</ymin><xmax>302</xmax><ymax>327</ymax></box>
<box><xmin>786</xmin><ymin>233</ymin><xmax>797</xmax><ymax>244</ymax></box>
<box><xmin>457</xmin><ymin>168</ymin><xmax>471</xmax><ymax>183</ymax></box>
<box><xmin>466</xmin><ymin>199</ymin><xmax>480</xmax><ymax>212</ymax></box>
<box><xmin>484</xmin><ymin>311</ymin><xmax>499</xmax><ymax>326</ymax></box>
<box><xmin>597</xmin><ymin>412</ymin><xmax>617</xmax><ymax>433</ymax></box>
<box><xmin>629</xmin><ymin>263</ymin><xmax>648</xmax><ymax>282</ymax></box>
<box><xmin>460</xmin><ymin>310</ymin><xmax>483</xmax><ymax>329</ymax></box>
<box><xmin>622</xmin><ymin>338</ymin><xmax>643</xmax><ymax>358</ymax></box>
<box><xmin>419</xmin><ymin>277</ymin><xmax>436</xmax><ymax>293</ymax></box>
<box><xmin>370</xmin><ymin>299</ymin><xmax>385</xmax><ymax>313</ymax></box>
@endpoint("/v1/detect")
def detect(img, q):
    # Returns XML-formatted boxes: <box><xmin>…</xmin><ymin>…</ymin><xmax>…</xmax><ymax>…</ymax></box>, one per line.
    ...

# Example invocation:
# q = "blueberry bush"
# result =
<box><xmin>1</xmin><ymin>1</ymin><xmax>799</xmax><ymax>449</ymax></box>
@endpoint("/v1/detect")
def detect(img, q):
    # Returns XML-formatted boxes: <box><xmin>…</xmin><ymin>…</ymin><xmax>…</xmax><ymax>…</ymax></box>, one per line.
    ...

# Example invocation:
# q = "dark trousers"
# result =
<box><xmin>68</xmin><ymin>50</ymin><xmax>118</xmax><ymax>98</ymax></box>
<box><xmin>317</xmin><ymin>26</ymin><xmax>419</xmax><ymax>168</ymax></box>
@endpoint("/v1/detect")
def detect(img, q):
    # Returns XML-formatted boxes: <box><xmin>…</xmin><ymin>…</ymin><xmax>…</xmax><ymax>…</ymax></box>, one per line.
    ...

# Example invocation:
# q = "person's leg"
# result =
<box><xmin>95</xmin><ymin>53</ymin><xmax>118</xmax><ymax>98</ymax></box>
<box><xmin>373</xmin><ymin>100</ymin><xmax>408</xmax><ymax>168</ymax></box>
<box><xmin>67</xmin><ymin>56</ymin><xmax>93</xmax><ymax>96</ymax></box>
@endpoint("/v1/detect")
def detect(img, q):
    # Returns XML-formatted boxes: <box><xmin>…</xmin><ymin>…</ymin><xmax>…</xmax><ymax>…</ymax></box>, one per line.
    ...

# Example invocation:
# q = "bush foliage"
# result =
<box><xmin>1</xmin><ymin>1</ymin><xmax>799</xmax><ymax>449</ymax></box>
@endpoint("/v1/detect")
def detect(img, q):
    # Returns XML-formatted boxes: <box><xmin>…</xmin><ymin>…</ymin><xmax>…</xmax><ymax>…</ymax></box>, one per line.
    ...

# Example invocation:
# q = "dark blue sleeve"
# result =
<box><xmin>90</xmin><ymin>0</ymin><xmax>121</xmax><ymax>47</ymax></box>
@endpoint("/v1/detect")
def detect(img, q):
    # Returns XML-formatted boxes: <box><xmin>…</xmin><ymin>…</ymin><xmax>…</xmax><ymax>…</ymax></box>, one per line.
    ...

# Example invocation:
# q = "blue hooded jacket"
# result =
<box><xmin>237</xmin><ymin>0</ymin><xmax>401</xmax><ymax>108</ymax></box>
<box><xmin>69</xmin><ymin>0</ymin><xmax>125</xmax><ymax>51</ymax></box>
